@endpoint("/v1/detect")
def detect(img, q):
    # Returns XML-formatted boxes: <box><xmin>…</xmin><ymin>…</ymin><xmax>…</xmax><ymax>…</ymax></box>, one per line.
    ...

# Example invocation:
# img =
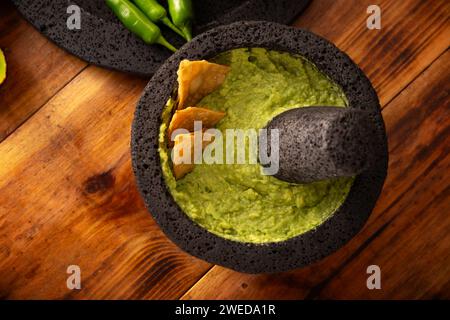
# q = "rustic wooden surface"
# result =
<box><xmin>0</xmin><ymin>0</ymin><xmax>449</xmax><ymax>299</ymax></box>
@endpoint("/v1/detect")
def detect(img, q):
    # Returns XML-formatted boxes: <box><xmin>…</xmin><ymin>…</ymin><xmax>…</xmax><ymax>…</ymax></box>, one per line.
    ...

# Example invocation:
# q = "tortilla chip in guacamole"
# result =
<box><xmin>172</xmin><ymin>131</ymin><xmax>216</xmax><ymax>180</ymax></box>
<box><xmin>177</xmin><ymin>60</ymin><xmax>230</xmax><ymax>110</ymax></box>
<box><xmin>168</xmin><ymin>107</ymin><xmax>225</xmax><ymax>143</ymax></box>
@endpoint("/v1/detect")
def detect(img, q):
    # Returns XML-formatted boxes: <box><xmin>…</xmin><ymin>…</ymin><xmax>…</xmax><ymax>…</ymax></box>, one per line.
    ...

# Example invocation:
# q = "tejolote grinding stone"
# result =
<box><xmin>12</xmin><ymin>0</ymin><xmax>311</xmax><ymax>76</ymax></box>
<box><xmin>131</xmin><ymin>21</ymin><xmax>388</xmax><ymax>273</ymax></box>
<box><xmin>264</xmin><ymin>107</ymin><xmax>375</xmax><ymax>184</ymax></box>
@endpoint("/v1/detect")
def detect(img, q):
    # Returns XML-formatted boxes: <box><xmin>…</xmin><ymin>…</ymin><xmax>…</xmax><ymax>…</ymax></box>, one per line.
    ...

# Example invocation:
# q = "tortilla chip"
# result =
<box><xmin>172</xmin><ymin>132</ymin><xmax>216</xmax><ymax>180</ymax></box>
<box><xmin>177</xmin><ymin>60</ymin><xmax>230</xmax><ymax>110</ymax></box>
<box><xmin>168</xmin><ymin>107</ymin><xmax>225</xmax><ymax>143</ymax></box>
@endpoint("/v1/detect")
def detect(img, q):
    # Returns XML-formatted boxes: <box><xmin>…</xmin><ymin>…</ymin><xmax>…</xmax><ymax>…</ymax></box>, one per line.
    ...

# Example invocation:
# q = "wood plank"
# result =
<box><xmin>181</xmin><ymin>50</ymin><xmax>450</xmax><ymax>299</ymax></box>
<box><xmin>294</xmin><ymin>0</ymin><xmax>449</xmax><ymax>106</ymax></box>
<box><xmin>315</xmin><ymin>164</ymin><xmax>450</xmax><ymax>299</ymax></box>
<box><xmin>0</xmin><ymin>66</ymin><xmax>210</xmax><ymax>299</ymax></box>
<box><xmin>0</xmin><ymin>1</ymin><xmax>87</xmax><ymax>142</ymax></box>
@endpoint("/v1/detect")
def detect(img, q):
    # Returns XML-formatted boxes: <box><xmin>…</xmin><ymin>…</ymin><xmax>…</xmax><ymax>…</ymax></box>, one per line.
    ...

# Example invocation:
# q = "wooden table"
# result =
<box><xmin>0</xmin><ymin>0</ymin><xmax>449</xmax><ymax>300</ymax></box>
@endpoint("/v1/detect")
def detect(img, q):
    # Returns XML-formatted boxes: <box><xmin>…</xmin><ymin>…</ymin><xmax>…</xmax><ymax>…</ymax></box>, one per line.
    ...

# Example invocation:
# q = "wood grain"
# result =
<box><xmin>0</xmin><ymin>67</ymin><xmax>210</xmax><ymax>299</ymax></box>
<box><xmin>181</xmin><ymin>50</ymin><xmax>450</xmax><ymax>300</ymax></box>
<box><xmin>295</xmin><ymin>0</ymin><xmax>450</xmax><ymax>106</ymax></box>
<box><xmin>0</xmin><ymin>1</ymin><xmax>87</xmax><ymax>142</ymax></box>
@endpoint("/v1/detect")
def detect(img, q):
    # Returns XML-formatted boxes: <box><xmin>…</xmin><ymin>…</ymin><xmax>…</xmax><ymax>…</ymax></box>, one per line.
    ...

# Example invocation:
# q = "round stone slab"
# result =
<box><xmin>131</xmin><ymin>21</ymin><xmax>388</xmax><ymax>273</ymax></box>
<box><xmin>12</xmin><ymin>0</ymin><xmax>311</xmax><ymax>77</ymax></box>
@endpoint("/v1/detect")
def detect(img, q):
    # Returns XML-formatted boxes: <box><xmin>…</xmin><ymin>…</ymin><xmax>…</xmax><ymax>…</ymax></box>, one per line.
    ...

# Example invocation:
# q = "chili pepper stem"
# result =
<box><xmin>157</xmin><ymin>36</ymin><xmax>177</xmax><ymax>52</ymax></box>
<box><xmin>180</xmin><ymin>26</ymin><xmax>192</xmax><ymax>41</ymax></box>
<box><xmin>161</xmin><ymin>17</ymin><xmax>187</xmax><ymax>40</ymax></box>
<box><xmin>168</xmin><ymin>0</ymin><xmax>194</xmax><ymax>41</ymax></box>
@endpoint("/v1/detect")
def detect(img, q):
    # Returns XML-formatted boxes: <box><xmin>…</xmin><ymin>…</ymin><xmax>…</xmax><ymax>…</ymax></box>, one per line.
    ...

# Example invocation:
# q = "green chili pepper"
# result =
<box><xmin>0</xmin><ymin>49</ymin><xmax>6</xmax><ymax>85</ymax></box>
<box><xmin>132</xmin><ymin>0</ymin><xmax>187</xmax><ymax>40</ymax></box>
<box><xmin>168</xmin><ymin>0</ymin><xmax>194</xmax><ymax>41</ymax></box>
<box><xmin>105</xmin><ymin>0</ymin><xmax>177</xmax><ymax>52</ymax></box>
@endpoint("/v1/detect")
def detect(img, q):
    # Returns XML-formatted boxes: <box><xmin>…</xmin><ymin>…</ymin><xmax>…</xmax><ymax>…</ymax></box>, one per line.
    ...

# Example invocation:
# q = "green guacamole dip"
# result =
<box><xmin>159</xmin><ymin>48</ymin><xmax>354</xmax><ymax>243</ymax></box>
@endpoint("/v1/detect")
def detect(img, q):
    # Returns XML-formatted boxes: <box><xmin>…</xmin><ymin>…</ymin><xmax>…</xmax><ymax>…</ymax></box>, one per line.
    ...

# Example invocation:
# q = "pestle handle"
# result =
<box><xmin>262</xmin><ymin>106</ymin><xmax>375</xmax><ymax>184</ymax></box>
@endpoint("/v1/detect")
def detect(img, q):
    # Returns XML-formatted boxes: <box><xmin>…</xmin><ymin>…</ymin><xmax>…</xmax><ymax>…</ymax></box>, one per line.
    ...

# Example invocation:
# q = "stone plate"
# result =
<box><xmin>132</xmin><ymin>21</ymin><xmax>389</xmax><ymax>274</ymax></box>
<box><xmin>12</xmin><ymin>0</ymin><xmax>311</xmax><ymax>76</ymax></box>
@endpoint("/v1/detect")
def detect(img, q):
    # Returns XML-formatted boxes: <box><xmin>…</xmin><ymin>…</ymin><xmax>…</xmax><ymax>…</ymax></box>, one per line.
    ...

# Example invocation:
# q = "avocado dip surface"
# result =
<box><xmin>159</xmin><ymin>48</ymin><xmax>354</xmax><ymax>243</ymax></box>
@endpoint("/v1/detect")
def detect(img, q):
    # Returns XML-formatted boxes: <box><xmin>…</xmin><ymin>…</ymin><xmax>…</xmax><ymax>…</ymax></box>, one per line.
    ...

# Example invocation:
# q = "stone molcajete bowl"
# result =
<box><xmin>12</xmin><ymin>0</ymin><xmax>310</xmax><ymax>76</ymax></box>
<box><xmin>131</xmin><ymin>21</ymin><xmax>388</xmax><ymax>273</ymax></box>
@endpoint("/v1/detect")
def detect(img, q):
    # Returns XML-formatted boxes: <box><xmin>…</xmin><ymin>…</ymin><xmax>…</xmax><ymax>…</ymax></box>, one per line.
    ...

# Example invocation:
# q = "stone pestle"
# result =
<box><xmin>261</xmin><ymin>106</ymin><xmax>376</xmax><ymax>184</ymax></box>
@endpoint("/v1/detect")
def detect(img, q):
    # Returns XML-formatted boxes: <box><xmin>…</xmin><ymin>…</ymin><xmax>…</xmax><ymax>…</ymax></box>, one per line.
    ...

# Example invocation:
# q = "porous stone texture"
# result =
<box><xmin>265</xmin><ymin>107</ymin><xmax>374</xmax><ymax>184</ymax></box>
<box><xmin>12</xmin><ymin>0</ymin><xmax>311</xmax><ymax>76</ymax></box>
<box><xmin>132</xmin><ymin>21</ymin><xmax>388</xmax><ymax>274</ymax></box>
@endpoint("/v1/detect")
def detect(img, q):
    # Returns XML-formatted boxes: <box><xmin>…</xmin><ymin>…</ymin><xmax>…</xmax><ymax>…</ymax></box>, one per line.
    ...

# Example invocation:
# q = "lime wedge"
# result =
<box><xmin>0</xmin><ymin>49</ymin><xmax>6</xmax><ymax>85</ymax></box>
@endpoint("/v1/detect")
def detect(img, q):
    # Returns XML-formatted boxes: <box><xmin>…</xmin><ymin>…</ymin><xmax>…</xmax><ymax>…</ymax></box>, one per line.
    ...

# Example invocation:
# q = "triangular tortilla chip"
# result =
<box><xmin>168</xmin><ymin>107</ymin><xmax>225</xmax><ymax>143</ymax></box>
<box><xmin>172</xmin><ymin>132</ymin><xmax>216</xmax><ymax>180</ymax></box>
<box><xmin>177</xmin><ymin>60</ymin><xmax>230</xmax><ymax>110</ymax></box>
